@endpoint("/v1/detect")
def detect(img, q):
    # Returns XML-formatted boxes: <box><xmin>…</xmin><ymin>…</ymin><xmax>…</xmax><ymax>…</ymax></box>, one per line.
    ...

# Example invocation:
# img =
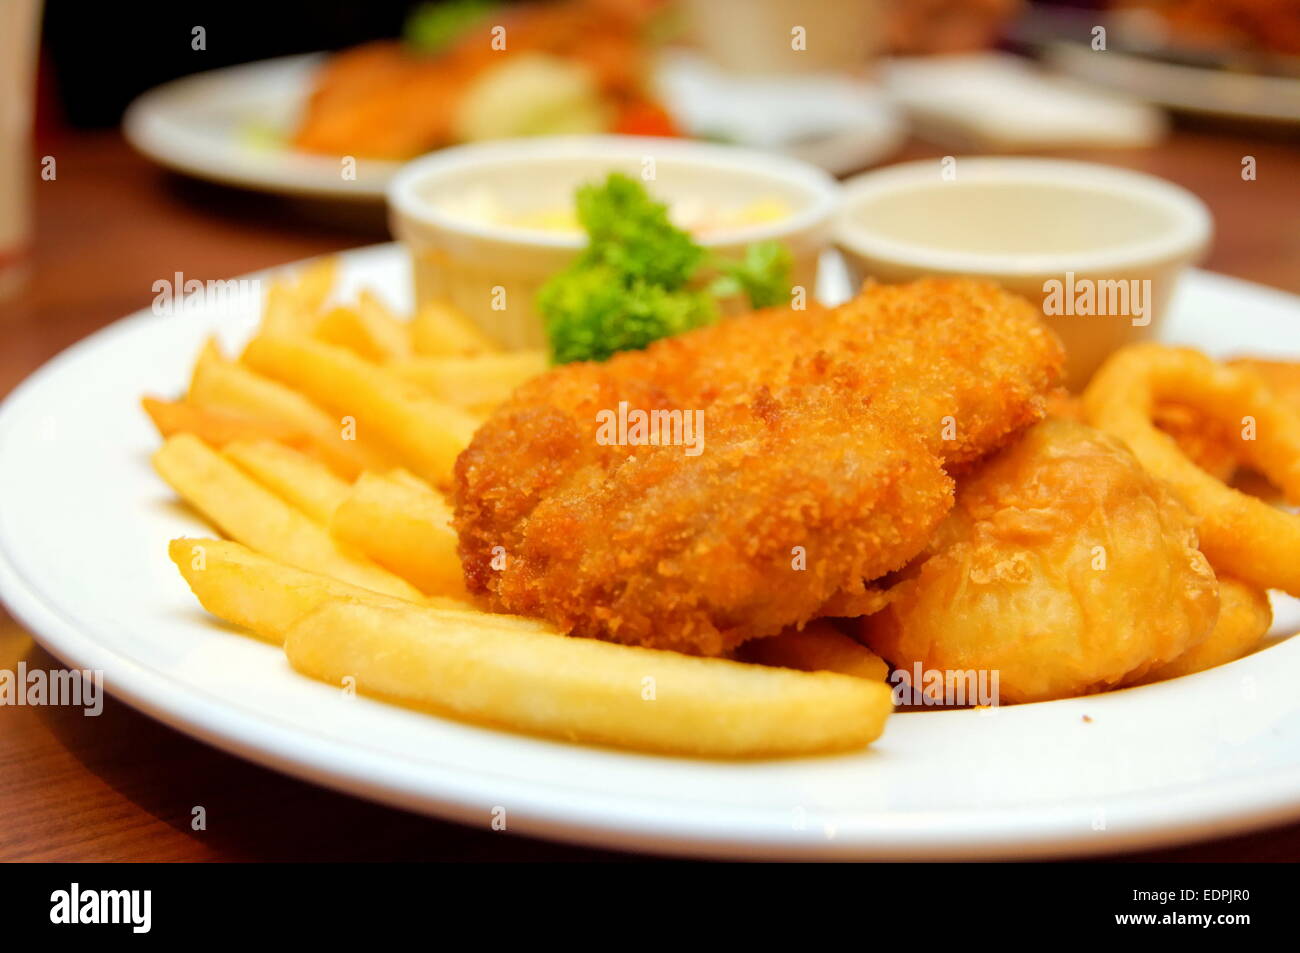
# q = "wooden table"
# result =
<box><xmin>2</xmin><ymin>130</ymin><xmax>1298</xmax><ymax>862</ymax></box>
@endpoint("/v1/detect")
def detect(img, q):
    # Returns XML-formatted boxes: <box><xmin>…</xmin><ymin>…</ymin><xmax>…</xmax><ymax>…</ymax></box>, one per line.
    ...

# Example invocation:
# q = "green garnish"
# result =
<box><xmin>541</xmin><ymin>265</ymin><xmax>716</xmax><ymax>366</ymax></box>
<box><xmin>572</xmin><ymin>173</ymin><xmax>704</xmax><ymax>289</ymax></box>
<box><xmin>404</xmin><ymin>0</ymin><xmax>497</xmax><ymax>56</ymax></box>
<box><xmin>538</xmin><ymin>174</ymin><xmax>794</xmax><ymax>364</ymax></box>
<box><xmin>709</xmin><ymin>240</ymin><xmax>794</xmax><ymax>310</ymax></box>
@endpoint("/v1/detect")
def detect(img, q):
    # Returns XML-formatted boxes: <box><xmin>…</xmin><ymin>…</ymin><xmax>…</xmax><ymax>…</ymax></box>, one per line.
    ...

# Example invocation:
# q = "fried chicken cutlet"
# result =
<box><xmin>453</xmin><ymin>278</ymin><xmax>1065</xmax><ymax>655</ymax></box>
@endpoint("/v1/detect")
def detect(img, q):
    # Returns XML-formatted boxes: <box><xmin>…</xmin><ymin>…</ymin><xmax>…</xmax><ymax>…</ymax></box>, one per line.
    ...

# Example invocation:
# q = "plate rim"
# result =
<box><xmin>122</xmin><ymin>53</ymin><xmax>398</xmax><ymax>201</ymax></box>
<box><xmin>1044</xmin><ymin>42</ymin><xmax>1300</xmax><ymax>125</ymax></box>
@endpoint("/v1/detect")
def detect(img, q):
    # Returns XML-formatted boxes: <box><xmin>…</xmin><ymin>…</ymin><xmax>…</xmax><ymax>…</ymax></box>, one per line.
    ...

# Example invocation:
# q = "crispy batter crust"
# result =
<box><xmin>862</xmin><ymin>418</ymin><xmax>1220</xmax><ymax>702</ymax></box>
<box><xmin>454</xmin><ymin>278</ymin><xmax>1064</xmax><ymax>654</ymax></box>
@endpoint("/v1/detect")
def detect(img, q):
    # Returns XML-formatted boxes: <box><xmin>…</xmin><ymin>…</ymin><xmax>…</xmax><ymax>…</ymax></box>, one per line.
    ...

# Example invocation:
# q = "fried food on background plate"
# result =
<box><xmin>860</xmin><ymin>418</ymin><xmax>1219</xmax><ymax>703</ymax></box>
<box><xmin>293</xmin><ymin>0</ymin><xmax>660</xmax><ymax>159</ymax></box>
<box><xmin>454</xmin><ymin>278</ymin><xmax>1065</xmax><ymax>656</ymax></box>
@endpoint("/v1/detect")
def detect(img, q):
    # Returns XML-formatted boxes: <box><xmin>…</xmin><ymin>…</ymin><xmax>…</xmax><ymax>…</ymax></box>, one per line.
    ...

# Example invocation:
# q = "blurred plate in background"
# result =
<box><xmin>124</xmin><ymin>51</ymin><xmax>904</xmax><ymax>202</ymax></box>
<box><xmin>1045</xmin><ymin>42</ymin><xmax>1300</xmax><ymax>125</ymax></box>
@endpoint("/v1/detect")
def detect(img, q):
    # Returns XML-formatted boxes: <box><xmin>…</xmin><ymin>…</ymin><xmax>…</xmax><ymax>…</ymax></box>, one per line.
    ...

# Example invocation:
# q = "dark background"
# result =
<box><xmin>41</xmin><ymin>1</ymin><xmax>443</xmax><ymax>127</ymax></box>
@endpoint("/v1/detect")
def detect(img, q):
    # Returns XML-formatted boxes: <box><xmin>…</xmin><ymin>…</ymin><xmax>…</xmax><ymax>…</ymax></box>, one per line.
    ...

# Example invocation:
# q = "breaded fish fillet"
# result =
<box><xmin>453</xmin><ymin>278</ymin><xmax>1064</xmax><ymax>655</ymax></box>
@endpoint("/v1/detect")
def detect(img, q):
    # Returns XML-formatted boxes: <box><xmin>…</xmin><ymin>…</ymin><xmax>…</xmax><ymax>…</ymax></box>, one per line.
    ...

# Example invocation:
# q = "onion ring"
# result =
<box><xmin>1083</xmin><ymin>344</ymin><xmax>1300</xmax><ymax>594</ymax></box>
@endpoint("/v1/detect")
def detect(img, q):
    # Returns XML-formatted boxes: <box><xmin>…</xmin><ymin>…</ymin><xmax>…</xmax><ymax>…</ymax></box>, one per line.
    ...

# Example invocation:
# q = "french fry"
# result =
<box><xmin>390</xmin><ymin>351</ymin><xmax>547</xmax><ymax>410</ymax></box>
<box><xmin>741</xmin><ymin>620</ymin><xmax>890</xmax><ymax>682</ymax></box>
<box><xmin>156</xmin><ymin>264</ymin><xmax>900</xmax><ymax>759</ymax></box>
<box><xmin>153</xmin><ymin>434</ymin><xmax>422</xmax><ymax>601</ymax></box>
<box><xmin>331</xmin><ymin>471</ymin><xmax>467</xmax><ymax>597</ymax></box>
<box><xmin>384</xmin><ymin>467</ymin><xmax>436</xmax><ymax>494</ymax></box>
<box><xmin>314</xmin><ymin>289</ymin><xmax>412</xmax><ymax>364</ymax></box>
<box><xmin>188</xmin><ymin>339</ymin><xmax>391</xmax><ymax>479</ymax></box>
<box><xmin>261</xmin><ymin>281</ymin><xmax>316</xmax><ymax>339</ymax></box>
<box><xmin>283</xmin><ymin>599</ymin><xmax>894</xmax><ymax>756</ymax></box>
<box><xmin>260</xmin><ymin>257</ymin><xmax>337</xmax><ymax>338</ymax></box>
<box><xmin>242</xmin><ymin>335</ymin><xmax>479</xmax><ymax>487</ymax></box>
<box><xmin>168</xmin><ymin>538</ymin><xmax>493</xmax><ymax>644</ymax></box>
<box><xmin>170</xmin><ymin>537</ymin><xmax>408</xmax><ymax>643</ymax></box>
<box><xmin>411</xmin><ymin>299</ymin><xmax>499</xmax><ymax>356</ymax></box>
<box><xmin>292</xmin><ymin>256</ymin><xmax>338</xmax><ymax>314</ymax></box>
<box><xmin>223</xmin><ymin>440</ymin><xmax>351</xmax><ymax>525</ymax></box>
<box><xmin>141</xmin><ymin>396</ymin><xmax>307</xmax><ymax>448</ymax></box>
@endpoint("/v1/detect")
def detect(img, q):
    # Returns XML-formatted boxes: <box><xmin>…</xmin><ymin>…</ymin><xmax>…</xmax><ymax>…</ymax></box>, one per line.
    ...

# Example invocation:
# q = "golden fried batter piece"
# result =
<box><xmin>454</xmin><ymin>278</ymin><xmax>1064</xmax><ymax>655</ymax></box>
<box><xmin>861</xmin><ymin>418</ymin><xmax>1219</xmax><ymax>703</ymax></box>
<box><xmin>1044</xmin><ymin>389</ymin><xmax>1083</xmax><ymax>421</ymax></box>
<box><xmin>1134</xmin><ymin>576</ymin><xmax>1271</xmax><ymax>684</ymax></box>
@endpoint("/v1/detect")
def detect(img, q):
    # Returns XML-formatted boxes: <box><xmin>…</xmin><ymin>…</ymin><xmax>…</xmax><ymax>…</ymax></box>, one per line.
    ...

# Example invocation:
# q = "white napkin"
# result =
<box><xmin>882</xmin><ymin>52</ymin><xmax>1166</xmax><ymax>150</ymax></box>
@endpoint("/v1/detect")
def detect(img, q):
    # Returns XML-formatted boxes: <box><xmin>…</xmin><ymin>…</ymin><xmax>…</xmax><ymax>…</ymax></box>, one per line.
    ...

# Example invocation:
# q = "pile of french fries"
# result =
<box><xmin>147</xmin><ymin>258</ymin><xmax>894</xmax><ymax>757</ymax></box>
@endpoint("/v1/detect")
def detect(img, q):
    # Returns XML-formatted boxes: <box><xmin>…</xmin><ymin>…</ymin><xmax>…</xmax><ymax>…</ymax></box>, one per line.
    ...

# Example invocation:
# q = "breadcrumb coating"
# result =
<box><xmin>454</xmin><ymin>278</ymin><xmax>1064</xmax><ymax>655</ymax></box>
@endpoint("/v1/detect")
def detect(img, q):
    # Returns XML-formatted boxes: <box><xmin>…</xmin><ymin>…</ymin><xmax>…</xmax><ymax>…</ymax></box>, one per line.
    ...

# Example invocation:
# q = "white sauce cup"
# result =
<box><xmin>388</xmin><ymin>135</ymin><xmax>840</xmax><ymax>350</ymax></box>
<box><xmin>835</xmin><ymin>157</ymin><xmax>1212</xmax><ymax>388</ymax></box>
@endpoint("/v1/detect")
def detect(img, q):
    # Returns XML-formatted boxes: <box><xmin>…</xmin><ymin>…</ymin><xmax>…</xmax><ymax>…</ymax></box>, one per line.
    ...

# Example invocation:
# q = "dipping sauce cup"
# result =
<box><xmin>835</xmin><ymin>157</ymin><xmax>1212</xmax><ymax>388</ymax></box>
<box><xmin>388</xmin><ymin>135</ymin><xmax>840</xmax><ymax>350</ymax></box>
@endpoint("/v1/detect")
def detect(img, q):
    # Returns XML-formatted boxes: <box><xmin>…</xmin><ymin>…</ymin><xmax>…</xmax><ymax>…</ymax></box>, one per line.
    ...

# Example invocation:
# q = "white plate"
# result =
<box><xmin>1045</xmin><ymin>43</ymin><xmax>1300</xmax><ymax>125</ymax></box>
<box><xmin>2</xmin><ymin>244</ymin><xmax>1299</xmax><ymax>860</ymax></box>
<box><xmin>123</xmin><ymin>52</ymin><xmax>904</xmax><ymax>202</ymax></box>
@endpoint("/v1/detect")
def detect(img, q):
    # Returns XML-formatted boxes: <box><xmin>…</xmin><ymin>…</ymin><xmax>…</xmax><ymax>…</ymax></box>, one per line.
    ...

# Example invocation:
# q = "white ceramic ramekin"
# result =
<box><xmin>388</xmin><ymin>135</ymin><xmax>840</xmax><ymax>350</ymax></box>
<box><xmin>835</xmin><ymin>157</ymin><xmax>1213</xmax><ymax>388</ymax></box>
